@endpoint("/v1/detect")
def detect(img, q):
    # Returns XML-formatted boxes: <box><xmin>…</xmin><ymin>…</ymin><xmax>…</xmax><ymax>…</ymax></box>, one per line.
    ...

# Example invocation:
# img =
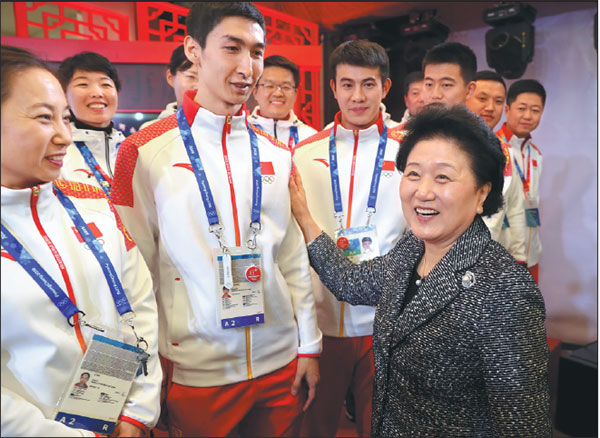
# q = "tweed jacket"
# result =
<box><xmin>308</xmin><ymin>216</ymin><xmax>552</xmax><ymax>437</ymax></box>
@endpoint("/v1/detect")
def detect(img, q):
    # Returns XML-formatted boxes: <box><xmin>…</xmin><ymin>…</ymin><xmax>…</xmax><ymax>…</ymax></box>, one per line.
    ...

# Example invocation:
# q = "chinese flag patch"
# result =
<box><xmin>382</xmin><ymin>160</ymin><xmax>396</xmax><ymax>171</ymax></box>
<box><xmin>261</xmin><ymin>162</ymin><xmax>275</xmax><ymax>175</ymax></box>
<box><xmin>71</xmin><ymin>222</ymin><xmax>103</xmax><ymax>243</ymax></box>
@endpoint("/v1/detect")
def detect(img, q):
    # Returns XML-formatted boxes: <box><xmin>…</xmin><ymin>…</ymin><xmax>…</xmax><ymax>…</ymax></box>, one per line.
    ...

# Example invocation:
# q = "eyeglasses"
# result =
<box><xmin>258</xmin><ymin>83</ymin><xmax>297</xmax><ymax>93</ymax></box>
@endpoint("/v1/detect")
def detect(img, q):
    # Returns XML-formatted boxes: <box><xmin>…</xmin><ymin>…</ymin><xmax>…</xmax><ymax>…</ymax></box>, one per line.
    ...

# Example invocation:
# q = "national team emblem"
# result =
<box><xmin>261</xmin><ymin>162</ymin><xmax>275</xmax><ymax>184</ymax></box>
<box><xmin>382</xmin><ymin>160</ymin><xmax>395</xmax><ymax>178</ymax></box>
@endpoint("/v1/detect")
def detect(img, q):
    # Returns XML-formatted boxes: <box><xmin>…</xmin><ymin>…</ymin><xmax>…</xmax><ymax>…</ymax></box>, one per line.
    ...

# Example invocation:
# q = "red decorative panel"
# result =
<box><xmin>136</xmin><ymin>2</ymin><xmax>189</xmax><ymax>42</ymax></box>
<box><xmin>13</xmin><ymin>2</ymin><xmax>129</xmax><ymax>41</ymax></box>
<box><xmin>295</xmin><ymin>67</ymin><xmax>321</xmax><ymax>131</ymax></box>
<box><xmin>255</xmin><ymin>5</ymin><xmax>319</xmax><ymax>46</ymax></box>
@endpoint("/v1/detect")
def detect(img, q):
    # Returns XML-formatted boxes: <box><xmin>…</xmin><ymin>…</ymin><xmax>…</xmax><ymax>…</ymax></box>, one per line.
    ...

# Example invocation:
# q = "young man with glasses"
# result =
<box><xmin>249</xmin><ymin>55</ymin><xmax>317</xmax><ymax>149</ymax></box>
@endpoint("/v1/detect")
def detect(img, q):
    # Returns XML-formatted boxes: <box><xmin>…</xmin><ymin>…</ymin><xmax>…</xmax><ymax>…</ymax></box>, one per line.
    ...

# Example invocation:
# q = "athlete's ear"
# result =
<box><xmin>184</xmin><ymin>35</ymin><xmax>201</xmax><ymax>67</ymax></box>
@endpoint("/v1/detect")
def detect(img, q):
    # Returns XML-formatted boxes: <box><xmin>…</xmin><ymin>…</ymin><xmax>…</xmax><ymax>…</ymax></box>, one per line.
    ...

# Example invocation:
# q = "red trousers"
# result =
<box><xmin>301</xmin><ymin>335</ymin><xmax>374</xmax><ymax>437</ymax></box>
<box><xmin>165</xmin><ymin>358</ymin><xmax>304</xmax><ymax>437</ymax></box>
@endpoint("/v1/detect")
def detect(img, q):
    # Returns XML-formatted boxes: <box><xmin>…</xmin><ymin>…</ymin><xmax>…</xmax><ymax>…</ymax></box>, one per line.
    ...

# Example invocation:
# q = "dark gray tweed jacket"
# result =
<box><xmin>308</xmin><ymin>216</ymin><xmax>551</xmax><ymax>437</ymax></box>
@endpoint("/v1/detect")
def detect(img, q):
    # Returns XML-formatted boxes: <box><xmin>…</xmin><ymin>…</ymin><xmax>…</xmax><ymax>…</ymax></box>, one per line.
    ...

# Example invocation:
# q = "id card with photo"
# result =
<box><xmin>214</xmin><ymin>247</ymin><xmax>265</xmax><ymax>329</ymax></box>
<box><xmin>334</xmin><ymin>225</ymin><xmax>380</xmax><ymax>264</ymax></box>
<box><xmin>54</xmin><ymin>332</ymin><xmax>140</xmax><ymax>434</ymax></box>
<box><xmin>524</xmin><ymin>198</ymin><xmax>541</xmax><ymax>227</ymax></box>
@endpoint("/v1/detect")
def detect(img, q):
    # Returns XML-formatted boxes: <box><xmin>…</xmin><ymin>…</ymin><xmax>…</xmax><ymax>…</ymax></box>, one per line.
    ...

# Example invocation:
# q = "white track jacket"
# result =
<box><xmin>293</xmin><ymin>113</ymin><xmax>408</xmax><ymax>337</ymax></box>
<box><xmin>1</xmin><ymin>181</ymin><xmax>160</xmax><ymax>437</ymax></box>
<box><xmin>61</xmin><ymin>122</ymin><xmax>125</xmax><ymax>191</ymax></box>
<box><xmin>248</xmin><ymin>107</ymin><xmax>317</xmax><ymax>148</ymax></box>
<box><xmin>111</xmin><ymin>91</ymin><xmax>322</xmax><ymax>387</ymax></box>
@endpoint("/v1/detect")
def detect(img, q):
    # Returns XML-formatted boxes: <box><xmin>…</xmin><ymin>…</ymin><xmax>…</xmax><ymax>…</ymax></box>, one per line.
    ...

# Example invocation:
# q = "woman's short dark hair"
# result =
<box><xmin>330</xmin><ymin>39</ymin><xmax>390</xmax><ymax>83</ymax></box>
<box><xmin>168</xmin><ymin>45</ymin><xmax>192</xmax><ymax>75</ymax></box>
<box><xmin>264</xmin><ymin>55</ymin><xmax>299</xmax><ymax>88</ymax></box>
<box><xmin>396</xmin><ymin>104</ymin><xmax>504</xmax><ymax>217</ymax></box>
<box><xmin>186</xmin><ymin>2</ymin><xmax>265</xmax><ymax>49</ymax></box>
<box><xmin>57</xmin><ymin>51</ymin><xmax>121</xmax><ymax>92</ymax></box>
<box><xmin>1</xmin><ymin>45</ymin><xmax>52</xmax><ymax>104</ymax></box>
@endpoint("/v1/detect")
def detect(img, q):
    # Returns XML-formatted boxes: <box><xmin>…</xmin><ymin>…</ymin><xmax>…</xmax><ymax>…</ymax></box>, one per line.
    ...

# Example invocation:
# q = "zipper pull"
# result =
<box><xmin>226</xmin><ymin>115</ymin><xmax>232</xmax><ymax>134</ymax></box>
<box><xmin>353</xmin><ymin>129</ymin><xmax>359</xmax><ymax>139</ymax></box>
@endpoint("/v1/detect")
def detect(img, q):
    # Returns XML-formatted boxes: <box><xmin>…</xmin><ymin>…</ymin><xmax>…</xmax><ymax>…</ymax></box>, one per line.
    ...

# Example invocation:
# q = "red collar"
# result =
<box><xmin>182</xmin><ymin>90</ymin><xmax>246</xmax><ymax>126</ymax></box>
<box><xmin>498</xmin><ymin>122</ymin><xmax>532</xmax><ymax>146</ymax></box>
<box><xmin>333</xmin><ymin>111</ymin><xmax>384</xmax><ymax>136</ymax></box>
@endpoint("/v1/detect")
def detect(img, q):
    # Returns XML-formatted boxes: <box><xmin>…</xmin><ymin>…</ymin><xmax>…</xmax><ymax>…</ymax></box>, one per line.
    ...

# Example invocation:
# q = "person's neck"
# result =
<box><xmin>194</xmin><ymin>92</ymin><xmax>242</xmax><ymax>117</ymax></box>
<box><xmin>420</xmin><ymin>242</ymin><xmax>454</xmax><ymax>277</ymax></box>
<box><xmin>340</xmin><ymin>113</ymin><xmax>379</xmax><ymax>132</ymax></box>
<box><xmin>72</xmin><ymin>117</ymin><xmax>113</xmax><ymax>133</ymax></box>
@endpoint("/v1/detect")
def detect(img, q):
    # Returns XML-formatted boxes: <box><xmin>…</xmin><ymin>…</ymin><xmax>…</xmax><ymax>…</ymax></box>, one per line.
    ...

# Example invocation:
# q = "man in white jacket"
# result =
<box><xmin>294</xmin><ymin>39</ymin><xmax>407</xmax><ymax>437</ymax></box>
<box><xmin>249</xmin><ymin>55</ymin><xmax>317</xmax><ymax>147</ymax></box>
<box><xmin>496</xmin><ymin>79</ymin><xmax>546</xmax><ymax>284</ymax></box>
<box><xmin>111</xmin><ymin>3</ymin><xmax>321</xmax><ymax>437</ymax></box>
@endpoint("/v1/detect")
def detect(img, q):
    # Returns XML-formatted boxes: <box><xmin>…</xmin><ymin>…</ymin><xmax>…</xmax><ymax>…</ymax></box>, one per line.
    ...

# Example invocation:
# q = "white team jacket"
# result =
<box><xmin>139</xmin><ymin>102</ymin><xmax>178</xmax><ymax>130</ymax></box>
<box><xmin>496</xmin><ymin>123</ymin><xmax>543</xmax><ymax>267</ymax></box>
<box><xmin>111</xmin><ymin>91</ymin><xmax>322</xmax><ymax>387</ymax></box>
<box><xmin>248</xmin><ymin>107</ymin><xmax>317</xmax><ymax>148</ymax></box>
<box><xmin>61</xmin><ymin>122</ymin><xmax>126</xmax><ymax>191</ymax></box>
<box><xmin>1</xmin><ymin>181</ymin><xmax>160</xmax><ymax>437</ymax></box>
<box><xmin>293</xmin><ymin>112</ymin><xmax>408</xmax><ymax>337</ymax></box>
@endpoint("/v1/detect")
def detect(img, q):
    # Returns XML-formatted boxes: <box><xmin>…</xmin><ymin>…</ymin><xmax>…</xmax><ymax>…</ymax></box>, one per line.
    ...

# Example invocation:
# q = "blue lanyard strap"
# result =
<box><xmin>328</xmin><ymin>124</ymin><xmax>388</xmax><ymax>228</ymax></box>
<box><xmin>1</xmin><ymin>223</ymin><xmax>81</xmax><ymax>322</ymax></box>
<box><xmin>74</xmin><ymin>141</ymin><xmax>112</xmax><ymax>197</ymax></box>
<box><xmin>53</xmin><ymin>184</ymin><xmax>133</xmax><ymax>316</ymax></box>
<box><xmin>176</xmin><ymin>107</ymin><xmax>262</xmax><ymax>246</ymax></box>
<box><xmin>289</xmin><ymin>125</ymin><xmax>299</xmax><ymax>147</ymax></box>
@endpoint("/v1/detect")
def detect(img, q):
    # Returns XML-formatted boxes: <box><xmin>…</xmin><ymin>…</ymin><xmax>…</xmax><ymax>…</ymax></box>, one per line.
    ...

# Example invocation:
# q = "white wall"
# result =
<box><xmin>451</xmin><ymin>8</ymin><xmax>598</xmax><ymax>344</ymax></box>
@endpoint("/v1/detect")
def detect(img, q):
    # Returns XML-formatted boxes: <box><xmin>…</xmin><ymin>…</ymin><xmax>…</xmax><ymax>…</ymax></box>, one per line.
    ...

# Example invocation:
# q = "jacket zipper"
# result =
<box><xmin>105</xmin><ymin>132</ymin><xmax>114</xmax><ymax>179</ymax></box>
<box><xmin>222</xmin><ymin>115</ymin><xmax>253</xmax><ymax>379</ymax></box>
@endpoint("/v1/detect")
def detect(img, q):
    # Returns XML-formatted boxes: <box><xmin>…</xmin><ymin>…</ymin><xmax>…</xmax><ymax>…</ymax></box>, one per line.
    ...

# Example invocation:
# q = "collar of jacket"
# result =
<box><xmin>72</xmin><ymin>115</ymin><xmax>114</xmax><ymax>134</ymax></box>
<box><xmin>332</xmin><ymin>110</ymin><xmax>385</xmax><ymax>139</ymax></box>
<box><xmin>181</xmin><ymin>89</ymin><xmax>247</xmax><ymax>132</ymax></box>
<box><xmin>1</xmin><ymin>180</ymin><xmax>56</xmax><ymax>215</ymax></box>
<box><xmin>248</xmin><ymin>106</ymin><xmax>299</xmax><ymax>128</ymax></box>
<box><xmin>391</xmin><ymin>216</ymin><xmax>491</xmax><ymax>348</ymax></box>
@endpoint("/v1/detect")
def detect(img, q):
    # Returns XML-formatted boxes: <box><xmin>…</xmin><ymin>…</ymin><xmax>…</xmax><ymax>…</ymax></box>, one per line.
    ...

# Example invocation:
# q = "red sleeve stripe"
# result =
<box><xmin>298</xmin><ymin>353</ymin><xmax>321</xmax><ymax>358</ymax></box>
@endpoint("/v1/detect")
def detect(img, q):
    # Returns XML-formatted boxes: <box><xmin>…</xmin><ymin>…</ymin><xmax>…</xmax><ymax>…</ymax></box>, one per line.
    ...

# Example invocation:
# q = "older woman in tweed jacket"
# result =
<box><xmin>290</xmin><ymin>105</ymin><xmax>551</xmax><ymax>437</ymax></box>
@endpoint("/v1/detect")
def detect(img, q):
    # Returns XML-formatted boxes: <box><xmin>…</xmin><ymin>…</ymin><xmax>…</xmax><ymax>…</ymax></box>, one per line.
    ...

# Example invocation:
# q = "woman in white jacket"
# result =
<box><xmin>1</xmin><ymin>45</ymin><xmax>161</xmax><ymax>437</ymax></box>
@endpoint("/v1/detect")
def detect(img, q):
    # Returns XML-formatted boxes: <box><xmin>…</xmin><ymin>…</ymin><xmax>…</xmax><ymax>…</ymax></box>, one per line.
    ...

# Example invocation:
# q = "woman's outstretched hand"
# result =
<box><xmin>289</xmin><ymin>167</ymin><xmax>322</xmax><ymax>243</ymax></box>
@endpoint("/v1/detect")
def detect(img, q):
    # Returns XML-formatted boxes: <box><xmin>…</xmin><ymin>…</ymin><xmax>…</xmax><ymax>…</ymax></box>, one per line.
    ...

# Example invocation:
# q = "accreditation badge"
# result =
<box><xmin>334</xmin><ymin>225</ymin><xmax>380</xmax><ymax>264</ymax></box>
<box><xmin>214</xmin><ymin>247</ymin><xmax>265</xmax><ymax>329</ymax></box>
<box><xmin>524</xmin><ymin>198</ymin><xmax>541</xmax><ymax>227</ymax></box>
<box><xmin>53</xmin><ymin>327</ymin><xmax>142</xmax><ymax>435</ymax></box>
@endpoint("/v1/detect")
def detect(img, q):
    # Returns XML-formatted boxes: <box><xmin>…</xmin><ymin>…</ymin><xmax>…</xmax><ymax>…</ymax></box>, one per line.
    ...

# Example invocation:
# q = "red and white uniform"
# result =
<box><xmin>293</xmin><ymin>112</ymin><xmax>407</xmax><ymax>436</ymax></box>
<box><xmin>110</xmin><ymin>90</ymin><xmax>321</xmax><ymax>387</ymax></box>
<box><xmin>496</xmin><ymin>123</ymin><xmax>542</xmax><ymax>268</ymax></box>
<box><xmin>248</xmin><ymin>107</ymin><xmax>317</xmax><ymax>149</ymax></box>
<box><xmin>60</xmin><ymin>122</ymin><xmax>125</xmax><ymax>190</ymax></box>
<box><xmin>1</xmin><ymin>180</ymin><xmax>160</xmax><ymax>437</ymax></box>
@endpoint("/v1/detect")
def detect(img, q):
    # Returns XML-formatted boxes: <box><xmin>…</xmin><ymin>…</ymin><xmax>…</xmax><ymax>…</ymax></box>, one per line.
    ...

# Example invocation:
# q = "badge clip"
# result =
<box><xmin>334</xmin><ymin>212</ymin><xmax>345</xmax><ymax>233</ymax></box>
<box><xmin>366</xmin><ymin>207</ymin><xmax>376</xmax><ymax>226</ymax></box>
<box><xmin>246</xmin><ymin>222</ymin><xmax>261</xmax><ymax>250</ymax></box>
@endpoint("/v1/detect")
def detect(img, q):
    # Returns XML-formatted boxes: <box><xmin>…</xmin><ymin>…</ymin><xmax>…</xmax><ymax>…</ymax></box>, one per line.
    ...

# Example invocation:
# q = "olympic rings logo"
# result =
<box><xmin>383</xmin><ymin>172</ymin><xmax>394</xmax><ymax>178</ymax></box>
<box><xmin>262</xmin><ymin>176</ymin><xmax>275</xmax><ymax>184</ymax></box>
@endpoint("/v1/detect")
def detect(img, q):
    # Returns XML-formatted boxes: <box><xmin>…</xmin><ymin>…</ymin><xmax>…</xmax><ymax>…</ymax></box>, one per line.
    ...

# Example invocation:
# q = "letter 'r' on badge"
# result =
<box><xmin>337</xmin><ymin>237</ymin><xmax>349</xmax><ymax>249</ymax></box>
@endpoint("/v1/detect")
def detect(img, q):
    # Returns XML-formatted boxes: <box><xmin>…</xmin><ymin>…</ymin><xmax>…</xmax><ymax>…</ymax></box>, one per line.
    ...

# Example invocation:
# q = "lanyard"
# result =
<box><xmin>1</xmin><ymin>222</ymin><xmax>81</xmax><ymax>323</ymax></box>
<box><xmin>176</xmin><ymin>107</ymin><xmax>262</xmax><ymax>250</ymax></box>
<box><xmin>512</xmin><ymin>138</ymin><xmax>531</xmax><ymax>197</ymax></box>
<box><xmin>328</xmin><ymin>124</ymin><xmax>387</xmax><ymax>230</ymax></box>
<box><xmin>74</xmin><ymin>141</ymin><xmax>112</xmax><ymax>197</ymax></box>
<box><xmin>288</xmin><ymin>125</ymin><xmax>299</xmax><ymax>149</ymax></box>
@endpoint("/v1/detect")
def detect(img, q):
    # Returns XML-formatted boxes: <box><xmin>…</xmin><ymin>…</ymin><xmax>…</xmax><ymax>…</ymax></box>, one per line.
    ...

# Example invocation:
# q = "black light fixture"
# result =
<box><xmin>400</xmin><ymin>9</ymin><xmax>449</xmax><ymax>73</ymax></box>
<box><xmin>484</xmin><ymin>2</ymin><xmax>537</xmax><ymax>79</ymax></box>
